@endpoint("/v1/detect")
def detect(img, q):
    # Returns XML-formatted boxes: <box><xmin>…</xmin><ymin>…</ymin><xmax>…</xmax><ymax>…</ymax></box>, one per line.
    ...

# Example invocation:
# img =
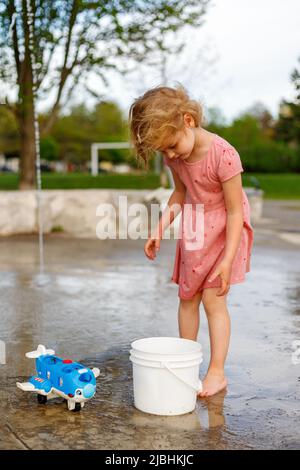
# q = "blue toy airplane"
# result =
<box><xmin>16</xmin><ymin>344</ymin><xmax>100</xmax><ymax>411</ymax></box>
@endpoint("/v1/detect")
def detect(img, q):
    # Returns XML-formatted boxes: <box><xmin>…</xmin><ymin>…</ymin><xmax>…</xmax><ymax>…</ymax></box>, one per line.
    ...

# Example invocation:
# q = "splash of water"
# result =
<box><xmin>7</xmin><ymin>12</ymin><xmax>17</xmax><ymax>39</ymax></box>
<box><xmin>25</xmin><ymin>0</ymin><xmax>45</xmax><ymax>281</ymax></box>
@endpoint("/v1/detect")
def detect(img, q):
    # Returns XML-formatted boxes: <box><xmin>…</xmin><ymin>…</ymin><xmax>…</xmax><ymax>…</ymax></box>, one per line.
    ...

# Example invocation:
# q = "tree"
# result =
<box><xmin>50</xmin><ymin>100</ymin><xmax>127</xmax><ymax>164</ymax></box>
<box><xmin>244</xmin><ymin>101</ymin><xmax>275</xmax><ymax>140</ymax></box>
<box><xmin>275</xmin><ymin>56</ymin><xmax>300</xmax><ymax>146</ymax></box>
<box><xmin>0</xmin><ymin>0</ymin><xmax>211</xmax><ymax>189</ymax></box>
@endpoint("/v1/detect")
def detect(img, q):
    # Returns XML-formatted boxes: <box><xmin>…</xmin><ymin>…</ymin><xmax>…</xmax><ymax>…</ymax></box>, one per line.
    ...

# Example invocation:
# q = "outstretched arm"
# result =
<box><xmin>144</xmin><ymin>167</ymin><xmax>186</xmax><ymax>260</ymax></box>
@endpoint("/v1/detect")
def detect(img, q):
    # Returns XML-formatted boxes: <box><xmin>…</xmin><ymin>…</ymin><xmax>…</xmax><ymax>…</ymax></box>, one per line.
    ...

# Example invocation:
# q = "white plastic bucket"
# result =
<box><xmin>130</xmin><ymin>337</ymin><xmax>203</xmax><ymax>416</ymax></box>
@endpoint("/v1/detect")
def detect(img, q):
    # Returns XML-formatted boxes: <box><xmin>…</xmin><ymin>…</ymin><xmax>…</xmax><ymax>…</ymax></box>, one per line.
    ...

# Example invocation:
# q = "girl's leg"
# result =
<box><xmin>178</xmin><ymin>291</ymin><xmax>203</xmax><ymax>341</ymax></box>
<box><xmin>198</xmin><ymin>286</ymin><xmax>230</xmax><ymax>398</ymax></box>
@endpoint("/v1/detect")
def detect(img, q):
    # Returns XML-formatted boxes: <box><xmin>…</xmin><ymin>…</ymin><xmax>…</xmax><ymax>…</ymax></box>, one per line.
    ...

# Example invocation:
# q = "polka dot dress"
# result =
<box><xmin>163</xmin><ymin>133</ymin><xmax>254</xmax><ymax>300</ymax></box>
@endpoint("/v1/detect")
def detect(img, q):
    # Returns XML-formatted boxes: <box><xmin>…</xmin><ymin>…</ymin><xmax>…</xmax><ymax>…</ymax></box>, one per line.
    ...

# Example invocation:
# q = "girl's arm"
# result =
<box><xmin>144</xmin><ymin>167</ymin><xmax>186</xmax><ymax>260</ymax></box>
<box><xmin>208</xmin><ymin>173</ymin><xmax>244</xmax><ymax>296</ymax></box>
<box><xmin>153</xmin><ymin>167</ymin><xmax>186</xmax><ymax>238</ymax></box>
<box><xmin>221</xmin><ymin>173</ymin><xmax>244</xmax><ymax>265</ymax></box>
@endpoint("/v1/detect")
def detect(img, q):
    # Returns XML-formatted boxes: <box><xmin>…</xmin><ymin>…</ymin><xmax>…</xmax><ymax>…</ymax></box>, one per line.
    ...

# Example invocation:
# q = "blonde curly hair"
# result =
<box><xmin>128</xmin><ymin>83</ymin><xmax>204</xmax><ymax>170</ymax></box>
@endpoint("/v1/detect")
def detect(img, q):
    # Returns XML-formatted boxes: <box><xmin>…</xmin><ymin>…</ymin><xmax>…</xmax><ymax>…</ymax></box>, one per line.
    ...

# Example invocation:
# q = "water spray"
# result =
<box><xmin>25</xmin><ymin>0</ymin><xmax>45</xmax><ymax>277</ymax></box>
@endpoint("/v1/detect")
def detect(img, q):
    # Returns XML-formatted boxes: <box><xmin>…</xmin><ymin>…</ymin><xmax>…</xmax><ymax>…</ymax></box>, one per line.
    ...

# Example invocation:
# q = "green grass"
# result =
<box><xmin>0</xmin><ymin>172</ymin><xmax>300</xmax><ymax>199</ymax></box>
<box><xmin>0</xmin><ymin>172</ymin><xmax>161</xmax><ymax>190</ymax></box>
<box><xmin>242</xmin><ymin>173</ymin><xmax>300</xmax><ymax>199</ymax></box>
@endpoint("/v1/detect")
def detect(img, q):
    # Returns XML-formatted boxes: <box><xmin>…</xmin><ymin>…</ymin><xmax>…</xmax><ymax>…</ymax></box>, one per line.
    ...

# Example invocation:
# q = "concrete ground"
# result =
<box><xmin>0</xmin><ymin>199</ymin><xmax>299</xmax><ymax>450</ymax></box>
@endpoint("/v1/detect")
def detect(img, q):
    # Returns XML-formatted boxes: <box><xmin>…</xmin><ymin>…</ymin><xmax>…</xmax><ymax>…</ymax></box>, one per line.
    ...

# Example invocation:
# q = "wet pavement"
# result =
<box><xmin>0</xmin><ymin>199</ymin><xmax>299</xmax><ymax>450</ymax></box>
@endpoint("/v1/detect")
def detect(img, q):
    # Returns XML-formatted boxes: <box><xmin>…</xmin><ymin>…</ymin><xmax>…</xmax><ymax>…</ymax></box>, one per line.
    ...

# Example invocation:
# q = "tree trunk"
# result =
<box><xmin>18</xmin><ymin>98</ymin><xmax>36</xmax><ymax>190</ymax></box>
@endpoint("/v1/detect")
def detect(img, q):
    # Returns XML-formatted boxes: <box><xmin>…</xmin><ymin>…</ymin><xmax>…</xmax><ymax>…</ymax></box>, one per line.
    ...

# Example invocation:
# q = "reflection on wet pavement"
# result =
<box><xmin>0</xmin><ymin>235</ymin><xmax>299</xmax><ymax>449</ymax></box>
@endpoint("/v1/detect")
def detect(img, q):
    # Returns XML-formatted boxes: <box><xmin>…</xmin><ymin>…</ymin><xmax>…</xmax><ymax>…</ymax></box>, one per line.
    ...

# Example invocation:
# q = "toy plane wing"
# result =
<box><xmin>16</xmin><ymin>381</ymin><xmax>36</xmax><ymax>392</ymax></box>
<box><xmin>17</xmin><ymin>377</ymin><xmax>52</xmax><ymax>395</ymax></box>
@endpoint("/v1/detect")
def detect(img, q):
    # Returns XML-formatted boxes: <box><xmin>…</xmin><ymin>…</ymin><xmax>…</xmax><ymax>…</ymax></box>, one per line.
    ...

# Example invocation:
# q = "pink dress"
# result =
<box><xmin>163</xmin><ymin>133</ymin><xmax>254</xmax><ymax>300</ymax></box>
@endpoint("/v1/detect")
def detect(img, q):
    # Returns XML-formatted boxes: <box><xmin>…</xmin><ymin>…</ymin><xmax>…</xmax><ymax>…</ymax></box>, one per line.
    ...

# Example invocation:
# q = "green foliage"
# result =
<box><xmin>0</xmin><ymin>105</ymin><xmax>19</xmax><ymax>154</ymax></box>
<box><xmin>40</xmin><ymin>136</ymin><xmax>59</xmax><ymax>161</ymax></box>
<box><xmin>239</xmin><ymin>140</ymin><xmax>299</xmax><ymax>173</ymax></box>
<box><xmin>1</xmin><ymin>98</ymin><xmax>299</xmax><ymax>173</ymax></box>
<box><xmin>209</xmin><ymin>113</ymin><xmax>300</xmax><ymax>173</ymax></box>
<box><xmin>49</xmin><ymin>101</ymin><xmax>130</xmax><ymax>164</ymax></box>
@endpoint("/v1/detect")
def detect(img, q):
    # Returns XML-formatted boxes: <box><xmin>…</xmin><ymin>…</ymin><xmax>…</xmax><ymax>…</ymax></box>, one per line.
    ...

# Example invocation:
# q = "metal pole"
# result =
<box><xmin>91</xmin><ymin>144</ymin><xmax>98</xmax><ymax>176</ymax></box>
<box><xmin>154</xmin><ymin>151</ymin><xmax>161</xmax><ymax>174</ymax></box>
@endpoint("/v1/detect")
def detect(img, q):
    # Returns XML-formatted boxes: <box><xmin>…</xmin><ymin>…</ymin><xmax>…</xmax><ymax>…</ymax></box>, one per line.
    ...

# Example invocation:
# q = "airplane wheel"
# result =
<box><xmin>37</xmin><ymin>394</ymin><xmax>47</xmax><ymax>404</ymax></box>
<box><xmin>72</xmin><ymin>403</ymin><xmax>81</xmax><ymax>412</ymax></box>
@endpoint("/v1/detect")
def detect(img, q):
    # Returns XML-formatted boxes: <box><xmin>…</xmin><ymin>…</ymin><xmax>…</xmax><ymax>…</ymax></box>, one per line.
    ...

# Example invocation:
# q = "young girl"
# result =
<box><xmin>128</xmin><ymin>84</ymin><xmax>254</xmax><ymax>398</ymax></box>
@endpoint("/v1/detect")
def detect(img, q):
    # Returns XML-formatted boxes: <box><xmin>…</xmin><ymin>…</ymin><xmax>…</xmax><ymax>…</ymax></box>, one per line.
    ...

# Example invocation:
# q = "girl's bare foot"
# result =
<box><xmin>197</xmin><ymin>369</ymin><xmax>228</xmax><ymax>398</ymax></box>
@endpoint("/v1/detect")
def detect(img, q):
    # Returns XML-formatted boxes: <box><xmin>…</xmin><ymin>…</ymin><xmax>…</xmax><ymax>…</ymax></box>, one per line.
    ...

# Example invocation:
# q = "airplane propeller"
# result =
<box><xmin>25</xmin><ymin>344</ymin><xmax>55</xmax><ymax>358</ymax></box>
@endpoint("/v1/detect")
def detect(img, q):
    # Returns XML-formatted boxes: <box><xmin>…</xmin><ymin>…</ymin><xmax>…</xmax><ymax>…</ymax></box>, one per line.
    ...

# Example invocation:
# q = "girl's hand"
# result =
<box><xmin>144</xmin><ymin>236</ymin><xmax>161</xmax><ymax>260</ymax></box>
<box><xmin>208</xmin><ymin>259</ymin><xmax>233</xmax><ymax>296</ymax></box>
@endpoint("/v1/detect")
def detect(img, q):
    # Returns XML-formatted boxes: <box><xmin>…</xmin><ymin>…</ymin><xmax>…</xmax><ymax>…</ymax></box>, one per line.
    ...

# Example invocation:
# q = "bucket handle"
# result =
<box><xmin>161</xmin><ymin>361</ymin><xmax>202</xmax><ymax>394</ymax></box>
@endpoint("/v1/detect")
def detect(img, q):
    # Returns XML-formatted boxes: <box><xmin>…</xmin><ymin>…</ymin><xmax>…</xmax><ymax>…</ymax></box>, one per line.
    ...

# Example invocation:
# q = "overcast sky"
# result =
<box><xmin>96</xmin><ymin>0</ymin><xmax>300</xmax><ymax>124</ymax></box>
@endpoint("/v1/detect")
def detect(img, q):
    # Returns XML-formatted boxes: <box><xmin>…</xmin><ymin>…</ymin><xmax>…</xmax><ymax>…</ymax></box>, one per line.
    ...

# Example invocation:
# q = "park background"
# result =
<box><xmin>0</xmin><ymin>0</ymin><xmax>299</xmax><ymax>451</ymax></box>
<box><xmin>0</xmin><ymin>0</ymin><xmax>299</xmax><ymax>198</ymax></box>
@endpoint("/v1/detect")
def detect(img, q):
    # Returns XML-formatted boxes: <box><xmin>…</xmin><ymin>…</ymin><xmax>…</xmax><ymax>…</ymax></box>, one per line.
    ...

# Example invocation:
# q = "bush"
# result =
<box><xmin>40</xmin><ymin>137</ymin><xmax>59</xmax><ymax>161</ymax></box>
<box><xmin>239</xmin><ymin>140</ymin><xmax>299</xmax><ymax>173</ymax></box>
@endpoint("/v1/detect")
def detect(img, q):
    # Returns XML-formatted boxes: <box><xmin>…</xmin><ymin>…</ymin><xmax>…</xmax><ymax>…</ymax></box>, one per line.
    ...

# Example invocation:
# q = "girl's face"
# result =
<box><xmin>156</xmin><ymin>115</ymin><xmax>197</xmax><ymax>161</ymax></box>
